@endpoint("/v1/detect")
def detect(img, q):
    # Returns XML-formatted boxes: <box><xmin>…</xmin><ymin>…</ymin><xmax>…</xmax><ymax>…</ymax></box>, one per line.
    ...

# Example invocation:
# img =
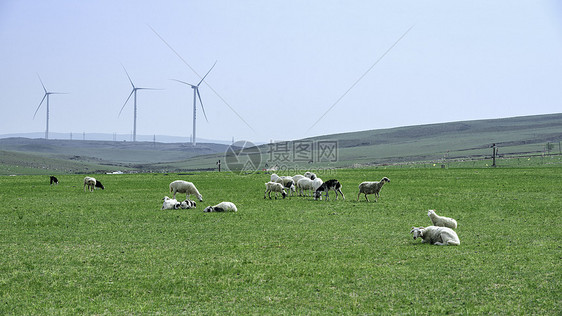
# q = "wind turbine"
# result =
<box><xmin>33</xmin><ymin>74</ymin><xmax>66</xmax><ymax>140</ymax></box>
<box><xmin>118</xmin><ymin>66</ymin><xmax>159</xmax><ymax>142</ymax></box>
<box><xmin>172</xmin><ymin>61</ymin><xmax>217</xmax><ymax>146</ymax></box>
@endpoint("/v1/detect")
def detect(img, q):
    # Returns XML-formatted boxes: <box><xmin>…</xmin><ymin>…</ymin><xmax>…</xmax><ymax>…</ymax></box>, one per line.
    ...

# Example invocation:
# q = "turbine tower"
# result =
<box><xmin>118</xmin><ymin>66</ymin><xmax>159</xmax><ymax>142</ymax></box>
<box><xmin>173</xmin><ymin>61</ymin><xmax>216</xmax><ymax>146</ymax></box>
<box><xmin>33</xmin><ymin>74</ymin><xmax>66</xmax><ymax>140</ymax></box>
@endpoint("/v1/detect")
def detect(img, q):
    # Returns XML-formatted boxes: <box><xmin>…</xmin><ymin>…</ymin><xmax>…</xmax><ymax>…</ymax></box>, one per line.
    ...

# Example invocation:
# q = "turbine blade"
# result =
<box><xmin>37</xmin><ymin>73</ymin><xmax>47</xmax><ymax>93</ymax></box>
<box><xmin>121</xmin><ymin>64</ymin><xmax>135</xmax><ymax>88</ymax></box>
<box><xmin>197</xmin><ymin>89</ymin><xmax>209</xmax><ymax>123</ymax></box>
<box><xmin>136</xmin><ymin>87</ymin><xmax>162</xmax><ymax>91</ymax></box>
<box><xmin>171</xmin><ymin>79</ymin><xmax>195</xmax><ymax>87</ymax></box>
<box><xmin>118</xmin><ymin>90</ymin><xmax>135</xmax><ymax>117</ymax></box>
<box><xmin>33</xmin><ymin>94</ymin><xmax>47</xmax><ymax>119</ymax></box>
<box><xmin>197</xmin><ymin>61</ymin><xmax>217</xmax><ymax>86</ymax></box>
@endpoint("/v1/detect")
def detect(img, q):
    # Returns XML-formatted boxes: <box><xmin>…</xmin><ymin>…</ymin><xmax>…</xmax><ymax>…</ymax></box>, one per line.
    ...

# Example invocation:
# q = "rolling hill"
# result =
<box><xmin>1</xmin><ymin>113</ymin><xmax>561</xmax><ymax>174</ymax></box>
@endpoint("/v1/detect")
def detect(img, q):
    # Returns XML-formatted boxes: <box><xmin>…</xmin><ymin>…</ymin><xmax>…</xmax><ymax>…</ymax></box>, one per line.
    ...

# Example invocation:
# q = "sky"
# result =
<box><xmin>1</xmin><ymin>0</ymin><xmax>561</xmax><ymax>143</ymax></box>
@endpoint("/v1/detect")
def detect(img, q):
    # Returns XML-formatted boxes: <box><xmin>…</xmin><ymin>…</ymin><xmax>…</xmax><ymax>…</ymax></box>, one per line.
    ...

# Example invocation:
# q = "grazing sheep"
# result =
<box><xmin>427</xmin><ymin>210</ymin><xmax>457</xmax><ymax>229</ymax></box>
<box><xmin>204</xmin><ymin>201</ymin><xmax>238</xmax><ymax>212</ymax></box>
<box><xmin>169</xmin><ymin>180</ymin><xmax>203</xmax><ymax>201</ymax></box>
<box><xmin>264</xmin><ymin>181</ymin><xmax>287</xmax><ymax>199</ymax></box>
<box><xmin>278</xmin><ymin>176</ymin><xmax>296</xmax><ymax>196</ymax></box>
<box><xmin>83</xmin><ymin>176</ymin><xmax>104</xmax><ymax>192</ymax></box>
<box><xmin>270</xmin><ymin>173</ymin><xmax>282</xmax><ymax>183</ymax></box>
<box><xmin>296</xmin><ymin>177</ymin><xmax>315</xmax><ymax>196</ymax></box>
<box><xmin>50</xmin><ymin>176</ymin><xmax>59</xmax><ymax>185</ymax></box>
<box><xmin>410</xmin><ymin>226</ymin><xmax>460</xmax><ymax>246</ymax></box>
<box><xmin>180</xmin><ymin>199</ymin><xmax>197</xmax><ymax>209</ymax></box>
<box><xmin>162</xmin><ymin>196</ymin><xmax>181</xmax><ymax>210</ymax></box>
<box><xmin>304</xmin><ymin>171</ymin><xmax>317</xmax><ymax>180</ymax></box>
<box><xmin>314</xmin><ymin>179</ymin><xmax>345</xmax><ymax>201</ymax></box>
<box><xmin>357</xmin><ymin>177</ymin><xmax>390</xmax><ymax>202</ymax></box>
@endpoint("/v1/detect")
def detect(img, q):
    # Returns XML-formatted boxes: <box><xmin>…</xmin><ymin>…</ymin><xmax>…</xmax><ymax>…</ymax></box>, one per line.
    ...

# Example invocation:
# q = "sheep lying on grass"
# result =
<box><xmin>314</xmin><ymin>179</ymin><xmax>345</xmax><ymax>201</ymax></box>
<box><xmin>162</xmin><ymin>196</ymin><xmax>181</xmax><ymax>210</ymax></box>
<box><xmin>357</xmin><ymin>177</ymin><xmax>390</xmax><ymax>202</ymax></box>
<box><xmin>83</xmin><ymin>176</ymin><xmax>104</xmax><ymax>192</ymax></box>
<box><xmin>162</xmin><ymin>196</ymin><xmax>197</xmax><ymax>210</ymax></box>
<box><xmin>428</xmin><ymin>209</ymin><xmax>457</xmax><ymax>229</ymax></box>
<box><xmin>169</xmin><ymin>180</ymin><xmax>203</xmax><ymax>201</ymax></box>
<box><xmin>410</xmin><ymin>226</ymin><xmax>460</xmax><ymax>246</ymax></box>
<box><xmin>264</xmin><ymin>181</ymin><xmax>287</xmax><ymax>199</ymax></box>
<box><xmin>204</xmin><ymin>201</ymin><xmax>237</xmax><ymax>212</ymax></box>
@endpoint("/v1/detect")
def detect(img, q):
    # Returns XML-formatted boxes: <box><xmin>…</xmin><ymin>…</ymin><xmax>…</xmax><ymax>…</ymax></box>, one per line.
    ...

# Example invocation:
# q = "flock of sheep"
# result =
<box><xmin>73</xmin><ymin>173</ymin><xmax>459</xmax><ymax>245</ymax></box>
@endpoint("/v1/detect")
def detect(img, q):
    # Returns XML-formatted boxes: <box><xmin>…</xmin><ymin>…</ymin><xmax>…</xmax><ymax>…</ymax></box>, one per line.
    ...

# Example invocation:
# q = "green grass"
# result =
<box><xmin>0</xmin><ymin>168</ymin><xmax>560</xmax><ymax>314</ymax></box>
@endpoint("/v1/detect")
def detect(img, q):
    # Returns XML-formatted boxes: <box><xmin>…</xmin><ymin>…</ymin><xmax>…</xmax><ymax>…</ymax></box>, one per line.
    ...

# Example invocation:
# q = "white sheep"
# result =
<box><xmin>270</xmin><ymin>173</ymin><xmax>281</xmax><ymax>183</ymax></box>
<box><xmin>83</xmin><ymin>176</ymin><xmax>104</xmax><ymax>192</ymax></box>
<box><xmin>169</xmin><ymin>180</ymin><xmax>203</xmax><ymax>201</ymax></box>
<box><xmin>427</xmin><ymin>210</ymin><xmax>457</xmax><ymax>229</ymax></box>
<box><xmin>264</xmin><ymin>181</ymin><xmax>287</xmax><ymax>199</ymax></box>
<box><xmin>279</xmin><ymin>176</ymin><xmax>297</xmax><ymax>196</ymax></box>
<box><xmin>204</xmin><ymin>201</ymin><xmax>238</xmax><ymax>212</ymax></box>
<box><xmin>296</xmin><ymin>177</ymin><xmax>315</xmax><ymax>197</ymax></box>
<box><xmin>304</xmin><ymin>171</ymin><xmax>317</xmax><ymax>180</ymax></box>
<box><xmin>410</xmin><ymin>226</ymin><xmax>460</xmax><ymax>246</ymax></box>
<box><xmin>312</xmin><ymin>177</ymin><xmax>323</xmax><ymax>191</ymax></box>
<box><xmin>357</xmin><ymin>177</ymin><xmax>390</xmax><ymax>202</ymax></box>
<box><xmin>162</xmin><ymin>196</ymin><xmax>181</xmax><ymax>210</ymax></box>
<box><xmin>292</xmin><ymin>174</ymin><xmax>305</xmax><ymax>185</ymax></box>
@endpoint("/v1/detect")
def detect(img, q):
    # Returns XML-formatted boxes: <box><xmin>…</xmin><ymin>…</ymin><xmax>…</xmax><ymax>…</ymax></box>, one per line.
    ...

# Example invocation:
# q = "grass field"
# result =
<box><xmin>0</xmin><ymin>167</ymin><xmax>560</xmax><ymax>314</ymax></box>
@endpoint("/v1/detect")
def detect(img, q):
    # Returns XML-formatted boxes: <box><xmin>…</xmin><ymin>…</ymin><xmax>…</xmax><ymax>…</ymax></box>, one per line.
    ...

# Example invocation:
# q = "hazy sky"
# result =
<box><xmin>1</xmin><ymin>1</ymin><xmax>561</xmax><ymax>143</ymax></box>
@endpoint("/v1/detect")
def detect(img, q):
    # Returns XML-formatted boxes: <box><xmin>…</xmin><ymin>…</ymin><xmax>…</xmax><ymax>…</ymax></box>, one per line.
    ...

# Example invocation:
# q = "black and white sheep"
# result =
<box><xmin>296</xmin><ymin>177</ymin><xmax>315</xmax><ymax>196</ymax></box>
<box><xmin>83</xmin><ymin>176</ymin><xmax>104</xmax><ymax>192</ymax></box>
<box><xmin>410</xmin><ymin>226</ymin><xmax>460</xmax><ymax>246</ymax></box>
<box><xmin>427</xmin><ymin>210</ymin><xmax>457</xmax><ymax>229</ymax></box>
<box><xmin>357</xmin><ymin>177</ymin><xmax>390</xmax><ymax>202</ymax></box>
<box><xmin>264</xmin><ymin>181</ymin><xmax>287</xmax><ymax>199</ymax></box>
<box><xmin>162</xmin><ymin>196</ymin><xmax>181</xmax><ymax>210</ymax></box>
<box><xmin>314</xmin><ymin>179</ymin><xmax>345</xmax><ymax>201</ymax></box>
<box><xmin>203</xmin><ymin>201</ymin><xmax>237</xmax><ymax>212</ymax></box>
<box><xmin>169</xmin><ymin>180</ymin><xmax>203</xmax><ymax>201</ymax></box>
<box><xmin>50</xmin><ymin>176</ymin><xmax>59</xmax><ymax>185</ymax></box>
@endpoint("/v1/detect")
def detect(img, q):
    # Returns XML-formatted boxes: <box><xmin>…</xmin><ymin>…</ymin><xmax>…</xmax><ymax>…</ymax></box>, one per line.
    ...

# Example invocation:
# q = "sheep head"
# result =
<box><xmin>410</xmin><ymin>227</ymin><xmax>425</xmax><ymax>240</ymax></box>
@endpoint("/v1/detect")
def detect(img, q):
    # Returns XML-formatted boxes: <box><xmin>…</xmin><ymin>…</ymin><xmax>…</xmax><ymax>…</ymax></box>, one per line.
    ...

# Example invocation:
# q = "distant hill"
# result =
<box><xmin>162</xmin><ymin>113</ymin><xmax>562</xmax><ymax>171</ymax></box>
<box><xmin>1</xmin><ymin>113</ymin><xmax>561</xmax><ymax>174</ymax></box>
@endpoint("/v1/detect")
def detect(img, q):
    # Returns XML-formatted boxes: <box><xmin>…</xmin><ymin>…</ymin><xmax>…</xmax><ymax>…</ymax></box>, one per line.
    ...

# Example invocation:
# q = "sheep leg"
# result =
<box><xmin>365</xmin><ymin>194</ymin><xmax>369</xmax><ymax>202</ymax></box>
<box><xmin>264</xmin><ymin>189</ymin><xmax>268</xmax><ymax>199</ymax></box>
<box><xmin>338</xmin><ymin>189</ymin><xmax>345</xmax><ymax>200</ymax></box>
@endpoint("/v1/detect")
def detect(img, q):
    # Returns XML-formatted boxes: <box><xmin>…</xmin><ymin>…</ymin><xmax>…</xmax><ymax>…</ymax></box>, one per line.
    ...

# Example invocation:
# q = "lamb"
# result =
<box><xmin>169</xmin><ymin>180</ymin><xmax>203</xmax><ymax>201</ymax></box>
<box><xmin>427</xmin><ymin>209</ymin><xmax>457</xmax><ymax>229</ymax></box>
<box><xmin>314</xmin><ymin>179</ymin><xmax>345</xmax><ymax>201</ymax></box>
<box><xmin>264</xmin><ymin>181</ymin><xmax>287</xmax><ymax>199</ymax></box>
<box><xmin>162</xmin><ymin>196</ymin><xmax>181</xmax><ymax>210</ymax></box>
<box><xmin>83</xmin><ymin>176</ymin><xmax>104</xmax><ymax>192</ymax></box>
<box><xmin>296</xmin><ymin>177</ymin><xmax>315</xmax><ymax>196</ymax></box>
<box><xmin>304</xmin><ymin>171</ymin><xmax>317</xmax><ymax>180</ymax></box>
<box><xmin>204</xmin><ymin>201</ymin><xmax>238</xmax><ymax>212</ymax></box>
<box><xmin>410</xmin><ymin>226</ymin><xmax>460</xmax><ymax>246</ymax></box>
<box><xmin>50</xmin><ymin>176</ymin><xmax>59</xmax><ymax>185</ymax></box>
<box><xmin>357</xmin><ymin>177</ymin><xmax>390</xmax><ymax>202</ymax></box>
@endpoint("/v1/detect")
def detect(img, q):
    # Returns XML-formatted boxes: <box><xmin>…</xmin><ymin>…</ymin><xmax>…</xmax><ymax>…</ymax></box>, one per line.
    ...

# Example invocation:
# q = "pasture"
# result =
<box><xmin>0</xmin><ymin>167</ymin><xmax>560</xmax><ymax>314</ymax></box>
